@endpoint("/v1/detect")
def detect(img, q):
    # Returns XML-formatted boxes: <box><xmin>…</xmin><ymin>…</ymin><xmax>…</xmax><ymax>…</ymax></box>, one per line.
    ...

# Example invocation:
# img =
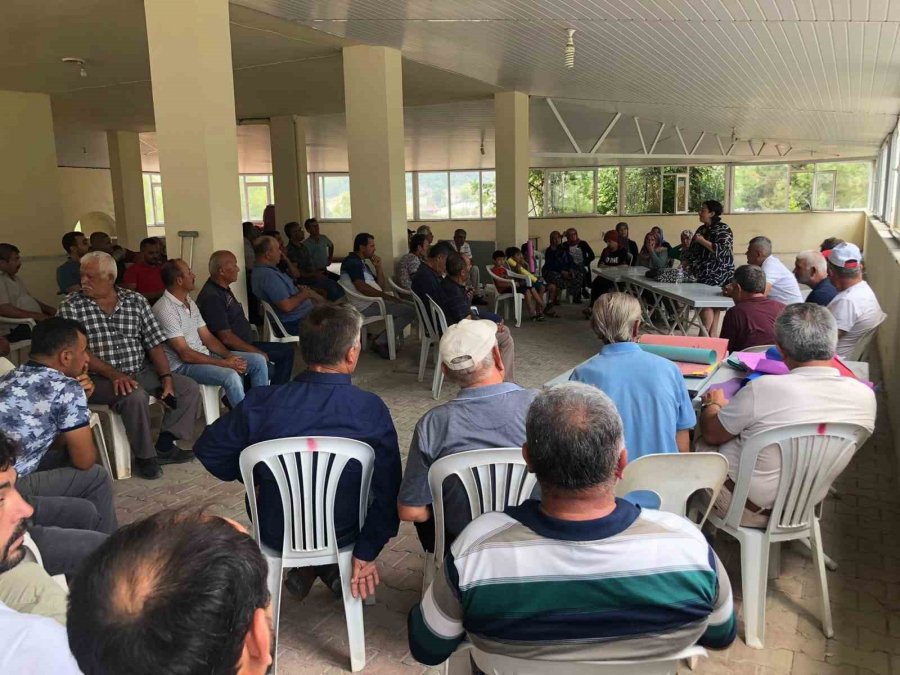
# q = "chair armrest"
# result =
<box><xmin>0</xmin><ymin>317</ymin><xmax>37</xmax><ymax>327</ymax></box>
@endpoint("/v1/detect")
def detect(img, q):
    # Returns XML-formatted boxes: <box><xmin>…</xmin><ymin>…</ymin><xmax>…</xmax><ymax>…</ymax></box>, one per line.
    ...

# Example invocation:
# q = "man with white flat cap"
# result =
<box><xmin>398</xmin><ymin>319</ymin><xmax>537</xmax><ymax>552</ymax></box>
<box><xmin>826</xmin><ymin>242</ymin><xmax>885</xmax><ymax>359</ymax></box>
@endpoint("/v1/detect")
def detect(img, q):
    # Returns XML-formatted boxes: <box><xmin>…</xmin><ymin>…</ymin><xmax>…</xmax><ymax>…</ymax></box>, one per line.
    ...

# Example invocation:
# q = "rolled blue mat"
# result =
<box><xmin>638</xmin><ymin>343</ymin><xmax>717</xmax><ymax>365</ymax></box>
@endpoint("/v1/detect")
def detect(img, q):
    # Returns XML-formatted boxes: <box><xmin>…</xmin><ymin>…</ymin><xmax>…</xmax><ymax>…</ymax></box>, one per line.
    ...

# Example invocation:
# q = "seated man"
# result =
<box><xmin>746</xmin><ymin>236</ymin><xmax>804</xmax><ymax>305</ymax></box>
<box><xmin>59</xmin><ymin>251</ymin><xmax>200</xmax><ymax>480</ymax></box>
<box><xmin>396</xmin><ymin>233</ymin><xmax>427</xmax><ymax>290</ymax></box>
<box><xmin>197</xmin><ymin>250</ymin><xmax>295</xmax><ymax>385</ymax></box>
<box><xmin>0</xmin><ymin>431</ymin><xmax>82</xmax><ymax>672</ymax></box>
<box><xmin>195</xmin><ymin>304</ymin><xmax>400</xmax><ymax>602</ymax></box>
<box><xmin>449</xmin><ymin>228</ymin><xmax>484</xmax><ymax>302</ymax></box>
<box><xmin>699</xmin><ymin>303</ymin><xmax>876</xmax><ymax>526</ymax></box>
<box><xmin>794</xmin><ymin>250</ymin><xmax>837</xmax><ymax>307</ymax></box>
<box><xmin>0</xmin><ymin>243</ymin><xmax>55</xmax><ymax>342</ymax></box>
<box><xmin>154</xmin><ymin>259</ymin><xmax>268</xmax><ymax>408</ymax></box>
<box><xmin>720</xmin><ymin>265</ymin><xmax>786</xmax><ymax>352</ymax></box>
<box><xmin>399</xmin><ymin>320</ymin><xmax>534</xmax><ymax>551</ymax></box>
<box><xmin>570</xmin><ymin>293</ymin><xmax>694</xmax><ymax>507</ymax></box>
<box><xmin>57</xmin><ymin>231</ymin><xmax>90</xmax><ymax>294</ymax></box>
<box><xmin>0</xmin><ymin>318</ymin><xmax>116</xmax><ymax>577</ymax></box>
<box><xmin>122</xmin><ymin>236</ymin><xmax>166</xmax><ymax>302</ymax></box>
<box><xmin>250</xmin><ymin>235</ymin><xmax>317</xmax><ymax>336</ymax></box>
<box><xmin>340</xmin><ymin>232</ymin><xmax>416</xmax><ymax>359</ymax></box>
<box><xmin>302</xmin><ymin>217</ymin><xmax>338</xmax><ymax>277</ymax></box>
<box><xmin>284</xmin><ymin>221</ymin><xmax>342</xmax><ymax>301</ymax></box>
<box><xmin>826</xmin><ymin>242</ymin><xmax>885</xmax><ymax>358</ymax></box>
<box><xmin>409</xmin><ymin>383</ymin><xmax>736</xmax><ymax>665</ymax></box>
<box><xmin>67</xmin><ymin>510</ymin><xmax>273</xmax><ymax>675</ymax></box>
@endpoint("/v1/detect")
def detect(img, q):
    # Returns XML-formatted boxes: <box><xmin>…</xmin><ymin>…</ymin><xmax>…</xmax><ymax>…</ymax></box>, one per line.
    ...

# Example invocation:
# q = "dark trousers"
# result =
<box><xmin>253</xmin><ymin>341</ymin><xmax>295</xmax><ymax>385</ymax></box>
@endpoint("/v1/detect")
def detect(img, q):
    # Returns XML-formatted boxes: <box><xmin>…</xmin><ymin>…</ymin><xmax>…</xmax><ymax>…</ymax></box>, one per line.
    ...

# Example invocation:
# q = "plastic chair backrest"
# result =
<box><xmin>260</xmin><ymin>301</ymin><xmax>292</xmax><ymax>341</ymax></box>
<box><xmin>0</xmin><ymin>357</ymin><xmax>14</xmax><ymax>377</ymax></box>
<box><xmin>411</xmin><ymin>291</ymin><xmax>437</xmax><ymax>340</ymax></box>
<box><xmin>615</xmin><ymin>453</ymin><xmax>729</xmax><ymax>524</ymax></box>
<box><xmin>239</xmin><ymin>437</ymin><xmax>375</xmax><ymax>560</ymax></box>
<box><xmin>428</xmin><ymin>296</ymin><xmax>449</xmax><ymax>336</ymax></box>
<box><xmin>847</xmin><ymin>312</ymin><xmax>886</xmax><ymax>361</ymax></box>
<box><xmin>724</xmin><ymin>423</ymin><xmax>871</xmax><ymax>534</ymax></box>
<box><xmin>485</xmin><ymin>266</ymin><xmax>518</xmax><ymax>298</ymax></box>
<box><xmin>428</xmin><ymin>448</ymin><xmax>537</xmax><ymax>566</ymax></box>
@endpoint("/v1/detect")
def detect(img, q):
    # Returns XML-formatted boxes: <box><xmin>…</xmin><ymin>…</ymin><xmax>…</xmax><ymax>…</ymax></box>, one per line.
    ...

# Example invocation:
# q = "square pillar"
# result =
<box><xmin>343</xmin><ymin>45</ymin><xmax>408</xmax><ymax>270</ymax></box>
<box><xmin>144</xmin><ymin>0</ymin><xmax>246</xmax><ymax>305</ymax></box>
<box><xmin>270</xmin><ymin>115</ymin><xmax>310</xmax><ymax>228</ymax></box>
<box><xmin>107</xmin><ymin>131</ymin><xmax>148</xmax><ymax>250</ymax></box>
<box><xmin>495</xmin><ymin>91</ymin><xmax>530</xmax><ymax>249</ymax></box>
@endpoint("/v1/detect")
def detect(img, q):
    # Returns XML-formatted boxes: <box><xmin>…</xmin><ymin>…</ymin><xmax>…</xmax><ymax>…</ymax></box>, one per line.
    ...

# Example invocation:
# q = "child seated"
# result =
<box><xmin>506</xmin><ymin>247</ymin><xmax>557</xmax><ymax>318</ymax></box>
<box><xmin>491</xmin><ymin>250</ymin><xmax>549</xmax><ymax>321</ymax></box>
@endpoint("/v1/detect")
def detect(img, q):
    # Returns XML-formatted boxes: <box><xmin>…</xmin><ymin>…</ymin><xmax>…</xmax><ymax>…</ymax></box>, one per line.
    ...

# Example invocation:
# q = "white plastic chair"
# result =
<box><xmin>239</xmin><ymin>436</ymin><xmax>375</xmax><ymax>673</ymax></box>
<box><xmin>200</xmin><ymin>385</ymin><xmax>223</xmax><ymax>425</ymax></box>
<box><xmin>387</xmin><ymin>276</ymin><xmax>414</xmax><ymax>299</ymax></box>
<box><xmin>615</xmin><ymin>453</ymin><xmax>729</xmax><ymax>527</ymax></box>
<box><xmin>338</xmin><ymin>280</ymin><xmax>397</xmax><ymax>360</ymax></box>
<box><xmin>260</xmin><ymin>301</ymin><xmax>300</xmax><ymax>345</ymax></box>
<box><xmin>427</xmin><ymin>297</ymin><xmax>449</xmax><ymax>400</ymax></box>
<box><xmin>847</xmin><ymin>312</ymin><xmax>886</xmax><ymax>361</ymax></box>
<box><xmin>89</xmin><ymin>412</ymin><xmax>112</xmax><ymax>475</ymax></box>
<box><xmin>461</xmin><ymin>642</ymin><xmax>707</xmax><ymax>675</ymax></box>
<box><xmin>21</xmin><ymin>533</ymin><xmax>68</xmax><ymax>591</ymax></box>
<box><xmin>410</xmin><ymin>291</ymin><xmax>441</xmax><ymax>387</ymax></box>
<box><xmin>485</xmin><ymin>267</ymin><xmax>522</xmax><ymax>328</ymax></box>
<box><xmin>424</xmin><ymin>448</ymin><xmax>536</xmax><ymax>591</ymax></box>
<box><xmin>0</xmin><ymin>317</ymin><xmax>35</xmax><ymax>365</ymax></box>
<box><xmin>0</xmin><ymin>356</ymin><xmax>13</xmax><ymax>376</ymax></box>
<box><xmin>89</xmin><ymin>395</ymin><xmax>162</xmax><ymax>480</ymax></box>
<box><xmin>705</xmin><ymin>422</ymin><xmax>871</xmax><ymax>648</ymax></box>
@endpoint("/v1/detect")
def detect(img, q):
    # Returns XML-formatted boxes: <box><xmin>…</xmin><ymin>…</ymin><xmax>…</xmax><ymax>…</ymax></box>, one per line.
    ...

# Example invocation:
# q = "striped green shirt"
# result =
<box><xmin>409</xmin><ymin>499</ymin><xmax>736</xmax><ymax>665</ymax></box>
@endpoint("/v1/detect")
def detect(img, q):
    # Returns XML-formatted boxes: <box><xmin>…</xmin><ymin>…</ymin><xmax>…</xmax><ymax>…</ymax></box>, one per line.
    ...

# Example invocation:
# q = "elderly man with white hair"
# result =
<box><xmin>58</xmin><ymin>251</ymin><xmax>201</xmax><ymax>480</ymax></box>
<box><xmin>398</xmin><ymin>319</ymin><xmax>536</xmax><ymax>552</ymax></box>
<box><xmin>745</xmin><ymin>236</ymin><xmax>804</xmax><ymax>305</ymax></box>
<box><xmin>826</xmin><ymin>242</ymin><xmax>885</xmax><ymax>359</ymax></box>
<box><xmin>794</xmin><ymin>249</ymin><xmax>837</xmax><ymax>307</ymax></box>
<box><xmin>699</xmin><ymin>303</ymin><xmax>876</xmax><ymax>527</ymax></box>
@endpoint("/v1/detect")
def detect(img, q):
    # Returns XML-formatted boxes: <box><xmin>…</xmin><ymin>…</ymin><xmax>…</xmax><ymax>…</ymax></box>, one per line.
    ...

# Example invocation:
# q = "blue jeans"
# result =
<box><xmin>253</xmin><ymin>341</ymin><xmax>295</xmax><ymax>385</ymax></box>
<box><xmin>175</xmin><ymin>351</ymin><xmax>269</xmax><ymax>407</ymax></box>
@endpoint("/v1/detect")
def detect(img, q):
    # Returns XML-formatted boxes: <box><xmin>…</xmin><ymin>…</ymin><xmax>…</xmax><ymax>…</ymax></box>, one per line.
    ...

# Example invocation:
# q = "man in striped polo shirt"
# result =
<box><xmin>408</xmin><ymin>383</ymin><xmax>736</xmax><ymax>665</ymax></box>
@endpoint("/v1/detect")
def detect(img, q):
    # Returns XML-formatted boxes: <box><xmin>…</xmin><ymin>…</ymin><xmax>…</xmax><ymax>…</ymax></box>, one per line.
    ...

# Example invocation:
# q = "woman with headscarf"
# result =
<box><xmin>687</xmin><ymin>199</ymin><xmax>734</xmax><ymax>335</ymax></box>
<box><xmin>670</xmin><ymin>229</ymin><xmax>693</xmax><ymax>262</ymax></box>
<box><xmin>636</xmin><ymin>231</ymin><xmax>669</xmax><ymax>269</ymax></box>
<box><xmin>584</xmin><ymin>230</ymin><xmax>630</xmax><ymax>317</ymax></box>
<box><xmin>650</xmin><ymin>226</ymin><xmax>672</xmax><ymax>252</ymax></box>
<box><xmin>542</xmin><ymin>230</ymin><xmax>584</xmax><ymax>305</ymax></box>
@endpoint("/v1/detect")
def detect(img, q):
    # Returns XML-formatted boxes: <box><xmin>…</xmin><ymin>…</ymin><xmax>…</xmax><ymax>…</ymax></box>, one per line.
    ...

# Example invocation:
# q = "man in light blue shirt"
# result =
<box><xmin>570</xmin><ymin>293</ymin><xmax>695</xmax><ymax>507</ymax></box>
<box><xmin>250</xmin><ymin>235</ymin><xmax>317</xmax><ymax>335</ymax></box>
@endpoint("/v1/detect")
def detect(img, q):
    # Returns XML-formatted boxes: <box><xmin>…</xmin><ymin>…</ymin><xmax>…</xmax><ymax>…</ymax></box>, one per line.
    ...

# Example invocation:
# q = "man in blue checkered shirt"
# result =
<box><xmin>59</xmin><ymin>251</ymin><xmax>201</xmax><ymax>480</ymax></box>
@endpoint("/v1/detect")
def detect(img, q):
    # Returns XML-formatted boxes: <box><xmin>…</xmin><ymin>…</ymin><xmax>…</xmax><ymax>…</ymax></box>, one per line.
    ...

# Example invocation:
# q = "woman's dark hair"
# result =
<box><xmin>703</xmin><ymin>200</ymin><xmax>724</xmax><ymax>219</ymax></box>
<box><xmin>408</xmin><ymin>233</ymin><xmax>428</xmax><ymax>253</ymax></box>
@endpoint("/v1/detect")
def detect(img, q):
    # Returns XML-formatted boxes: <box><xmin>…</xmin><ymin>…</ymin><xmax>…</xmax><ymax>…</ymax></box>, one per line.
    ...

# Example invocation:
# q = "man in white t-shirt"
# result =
<box><xmin>746</xmin><ymin>236</ymin><xmax>804</xmax><ymax>305</ymax></box>
<box><xmin>0</xmin><ymin>431</ymin><xmax>82</xmax><ymax>674</ymax></box>
<box><xmin>698</xmin><ymin>303</ymin><xmax>876</xmax><ymax>527</ymax></box>
<box><xmin>826</xmin><ymin>242</ymin><xmax>885</xmax><ymax>359</ymax></box>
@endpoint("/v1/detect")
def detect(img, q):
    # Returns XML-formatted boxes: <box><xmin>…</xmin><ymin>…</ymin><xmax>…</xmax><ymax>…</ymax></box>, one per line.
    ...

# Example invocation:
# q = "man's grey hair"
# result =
<box><xmin>299</xmin><ymin>304</ymin><xmax>364</xmax><ymax>366</ymax></box>
<box><xmin>828</xmin><ymin>260</ymin><xmax>862</xmax><ymax>279</ymax></box>
<box><xmin>774</xmin><ymin>303</ymin><xmax>837</xmax><ymax>362</ymax></box>
<box><xmin>796</xmin><ymin>250</ymin><xmax>827</xmax><ymax>277</ymax></box>
<box><xmin>749</xmin><ymin>236</ymin><xmax>772</xmax><ymax>257</ymax></box>
<box><xmin>253</xmin><ymin>236</ymin><xmax>277</xmax><ymax>258</ymax></box>
<box><xmin>416</xmin><ymin>225</ymin><xmax>433</xmax><ymax>237</ymax></box>
<box><xmin>443</xmin><ymin>351</ymin><xmax>496</xmax><ymax>388</ymax></box>
<box><xmin>590</xmin><ymin>293</ymin><xmax>641</xmax><ymax>344</ymax></box>
<box><xmin>526</xmin><ymin>383</ymin><xmax>624</xmax><ymax>492</ymax></box>
<box><xmin>81</xmin><ymin>251</ymin><xmax>117</xmax><ymax>280</ymax></box>
<box><xmin>208</xmin><ymin>250</ymin><xmax>235</xmax><ymax>277</ymax></box>
<box><xmin>733</xmin><ymin>264</ymin><xmax>767</xmax><ymax>294</ymax></box>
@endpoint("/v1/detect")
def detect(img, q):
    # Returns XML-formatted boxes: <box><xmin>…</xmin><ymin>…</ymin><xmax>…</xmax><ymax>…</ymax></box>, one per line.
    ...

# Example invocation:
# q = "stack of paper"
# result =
<box><xmin>637</xmin><ymin>334</ymin><xmax>729</xmax><ymax>378</ymax></box>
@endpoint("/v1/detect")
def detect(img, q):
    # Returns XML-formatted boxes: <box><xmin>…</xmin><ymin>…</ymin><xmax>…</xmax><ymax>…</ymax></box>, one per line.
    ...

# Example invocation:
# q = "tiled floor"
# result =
<box><xmin>112</xmin><ymin>301</ymin><xmax>900</xmax><ymax>674</ymax></box>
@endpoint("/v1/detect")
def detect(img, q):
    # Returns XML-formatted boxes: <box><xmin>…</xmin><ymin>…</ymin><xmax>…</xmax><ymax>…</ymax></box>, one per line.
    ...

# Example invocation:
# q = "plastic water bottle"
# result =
<box><xmin>676</xmin><ymin>267</ymin><xmax>684</xmax><ymax>284</ymax></box>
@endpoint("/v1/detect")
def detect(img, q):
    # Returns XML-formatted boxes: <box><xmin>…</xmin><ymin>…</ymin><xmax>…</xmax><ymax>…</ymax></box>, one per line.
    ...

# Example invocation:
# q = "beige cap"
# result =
<box><xmin>439</xmin><ymin>319</ymin><xmax>498</xmax><ymax>370</ymax></box>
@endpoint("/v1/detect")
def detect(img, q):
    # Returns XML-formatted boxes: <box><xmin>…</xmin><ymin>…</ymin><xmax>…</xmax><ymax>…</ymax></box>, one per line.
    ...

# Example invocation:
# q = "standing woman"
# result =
<box><xmin>688</xmin><ymin>200</ymin><xmax>734</xmax><ymax>335</ymax></box>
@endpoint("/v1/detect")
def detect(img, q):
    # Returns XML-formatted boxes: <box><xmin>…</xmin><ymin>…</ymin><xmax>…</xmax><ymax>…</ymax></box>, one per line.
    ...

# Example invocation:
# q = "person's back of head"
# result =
<box><xmin>748</xmin><ymin>235</ymin><xmax>772</xmax><ymax>259</ymax></box>
<box><xmin>29</xmin><ymin>317</ymin><xmax>87</xmax><ymax>373</ymax></box>
<box><xmin>66</xmin><ymin>510</ymin><xmax>272</xmax><ymax>675</ymax></box>
<box><xmin>439</xmin><ymin>319</ymin><xmax>501</xmax><ymax>387</ymax></box>
<box><xmin>253</xmin><ymin>235</ymin><xmax>276</xmax><ymax>260</ymax></box>
<box><xmin>299</xmin><ymin>303</ymin><xmax>364</xmax><ymax>370</ymax></box>
<box><xmin>525</xmin><ymin>383</ymin><xmax>624</xmax><ymax>496</ymax></box>
<box><xmin>826</xmin><ymin>242</ymin><xmax>863</xmax><ymax>289</ymax></box>
<box><xmin>733</xmin><ymin>264</ymin><xmax>767</xmax><ymax>297</ymax></box>
<box><xmin>446</xmin><ymin>253</ymin><xmax>466</xmax><ymax>279</ymax></box>
<box><xmin>408</xmin><ymin>233</ymin><xmax>427</xmax><ymax>254</ymax></box>
<box><xmin>504</xmin><ymin>246</ymin><xmax>521</xmax><ymax>260</ymax></box>
<box><xmin>242</xmin><ymin>221</ymin><xmax>257</xmax><ymax>240</ymax></box>
<box><xmin>89</xmin><ymin>232</ymin><xmax>112</xmax><ymax>251</ymax></box>
<box><xmin>820</xmin><ymin>237</ymin><xmax>844</xmax><ymax>252</ymax></box>
<box><xmin>61</xmin><ymin>231</ymin><xmax>82</xmax><ymax>256</ymax></box>
<box><xmin>590</xmin><ymin>292</ymin><xmax>641</xmax><ymax>344</ymax></box>
<box><xmin>428</xmin><ymin>241</ymin><xmax>453</xmax><ymax>260</ymax></box>
<box><xmin>774</xmin><ymin>303</ymin><xmax>837</xmax><ymax>364</ymax></box>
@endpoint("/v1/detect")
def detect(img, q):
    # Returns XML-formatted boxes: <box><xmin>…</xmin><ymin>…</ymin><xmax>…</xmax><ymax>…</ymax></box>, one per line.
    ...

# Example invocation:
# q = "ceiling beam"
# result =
<box><xmin>675</xmin><ymin>126</ymin><xmax>688</xmax><ymax>155</ymax></box>
<box><xmin>589</xmin><ymin>112</ymin><xmax>621</xmax><ymax>154</ymax></box>
<box><xmin>634</xmin><ymin>117</ymin><xmax>647</xmax><ymax>154</ymax></box>
<box><xmin>689</xmin><ymin>131</ymin><xmax>706</xmax><ymax>156</ymax></box>
<box><xmin>648</xmin><ymin>122</ymin><xmax>665</xmax><ymax>155</ymax></box>
<box><xmin>715</xmin><ymin>134</ymin><xmax>726</xmax><ymax>156</ymax></box>
<box><xmin>545</xmin><ymin>98</ymin><xmax>582</xmax><ymax>154</ymax></box>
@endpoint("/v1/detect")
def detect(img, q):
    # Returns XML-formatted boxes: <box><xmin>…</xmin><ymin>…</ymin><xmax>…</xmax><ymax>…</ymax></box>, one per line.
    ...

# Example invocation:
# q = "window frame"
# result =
<box><xmin>239</xmin><ymin>174</ymin><xmax>275</xmax><ymax>223</ymax></box>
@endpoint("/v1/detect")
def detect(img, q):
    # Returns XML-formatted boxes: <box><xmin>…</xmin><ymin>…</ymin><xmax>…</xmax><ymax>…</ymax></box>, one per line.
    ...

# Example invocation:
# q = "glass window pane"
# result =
<box><xmin>547</xmin><ymin>170</ymin><xmax>594</xmax><ymax>214</ymax></box>
<box><xmin>732</xmin><ymin>164</ymin><xmax>788</xmax><ymax>211</ymax></box>
<box><xmin>318</xmin><ymin>175</ymin><xmax>352</xmax><ymax>219</ymax></box>
<box><xmin>832</xmin><ymin>162</ymin><xmax>871</xmax><ymax>210</ymax></box>
<box><xmin>595</xmin><ymin>167</ymin><xmax>618</xmax><ymax>215</ymax></box>
<box><xmin>152</xmin><ymin>185</ymin><xmax>165</xmax><ymax>224</ymax></box>
<box><xmin>405</xmin><ymin>172</ymin><xmax>414</xmax><ymax>220</ymax></box>
<box><xmin>814</xmin><ymin>171</ymin><xmax>835</xmax><ymax>210</ymax></box>
<box><xmin>418</xmin><ymin>172</ymin><xmax>449</xmax><ymax>219</ymax></box>
<box><xmin>528</xmin><ymin>169</ymin><xmax>544</xmax><ymax>216</ymax></box>
<box><xmin>142</xmin><ymin>174</ymin><xmax>154</xmax><ymax>225</ymax></box>
<box><xmin>246</xmin><ymin>185</ymin><xmax>269</xmax><ymax>221</ymax></box>
<box><xmin>449</xmin><ymin>171</ymin><xmax>481</xmax><ymax>219</ymax></box>
<box><xmin>661</xmin><ymin>173</ymin><xmax>677</xmax><ymax>214</ymax></box>
<box><xmin>624</xmin><ymin>167</ymin><xmax>661</xmax><ymax>214</ymax></box>
<box><xmin>481</xmin><ymin>171</ymin><xmax>496</xmax><ymax>217</ymax></box>
<box><xmin>789</xmin><ymin>171</ymin><xmax>812</xmax><ymax>211</ymax></box>
<box><xmin>688</xmin><ymin>165</ymin><xmax>726</xmax><ymax>211</ymax></box>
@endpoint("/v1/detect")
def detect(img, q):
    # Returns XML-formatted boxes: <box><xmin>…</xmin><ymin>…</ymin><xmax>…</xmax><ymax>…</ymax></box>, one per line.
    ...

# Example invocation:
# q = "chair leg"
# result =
<box><xmin>384</xmin><ymin>316</ymin><xmax>396</xmax><ymax>361</ymax></box>
<box><xmin>740</xmin><ymin>533</ymin><xmax>770</xmax><ymax>649</ymax></box>
<box><xmin>337</xmin><ymin>549</ymin><xmax>367</xmax><ymax>672</ymax></box>
<box><xmin>810</xmin><ymin>519</ymin><xmax>834</xmax><ymax>638</ymax></box>
<box><xmin>200</xmin><ymin>385</ymin><xmax>221</xmax><ymax>425</ymax></box>
<box><xmin>90</xmin><ymin>416</ymin><xmax>113</xmax><ymax>476</ymax></box>
<box><xmin>418</xmin><ymin>338</ymin><xmax>430</xmax><ymax>382</ymax></box>
<box><xmin>432</xmin><ymin>363</ymin><xmax>443</xmax><ymax>400</ymax></box>
<box><xmin>267</xmin><ymin>557</ymin><xmax>284</xmax><ymax>674</ymax></box>
<box><xmin>514</xmin><ymin>295</ymin><xmax>522</xmax><ymax>327</ymax></box>
<box><xmin>108</xmin><ymin>413</ymin><xmax>132</xmax><ymax>480</ymax></box>
<box><xmin>422</xmin><ymin>552</ymin><xmax>436</xmax><ymax>595</ymax></box>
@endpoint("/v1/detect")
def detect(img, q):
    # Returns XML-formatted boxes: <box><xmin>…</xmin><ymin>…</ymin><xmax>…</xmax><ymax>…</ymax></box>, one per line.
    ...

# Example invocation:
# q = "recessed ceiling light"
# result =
<box><xmin>61</xmin><ymin>57</ymin><xmax>88</xmax><ymax>78</ymax></box>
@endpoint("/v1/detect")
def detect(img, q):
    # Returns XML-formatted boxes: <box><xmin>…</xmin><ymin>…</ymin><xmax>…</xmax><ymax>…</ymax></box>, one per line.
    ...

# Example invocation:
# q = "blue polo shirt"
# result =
<box><xmin>193</xmin><ymin>371</ymin><xmax>402</xmax><ymax>561</ymax></box>
<box><xmin>806</xmin><ymin>278</ymin><xmax>838</xmax><ymax>307</ymax></box>
<box><xmin>250</xmin><ymin>264</ymin><xmax>313</xmax><ymax>324</ymax></box>
<box><xmin>570</xmin><ymin>342</ymin><xmax>696</xmax><ymax>507</ymax></box>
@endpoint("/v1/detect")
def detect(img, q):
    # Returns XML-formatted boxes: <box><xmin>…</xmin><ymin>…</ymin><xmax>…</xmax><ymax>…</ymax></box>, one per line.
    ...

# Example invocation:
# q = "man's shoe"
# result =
<box><xmin>157</xmin><ymin>447</ymin><xmax>195</xmax><ymax>465</ymax></box>
<box><xmin>369</xmin><ymin>341</ymin><xmax>391</xmax><ymax>360</ymax></box>
<box><xmin>134</xmin><ymin>457</ymin><xmax>162</xmax><ymax>480</ymax></box>
<box><xmin>317</xmin><ymin>565</ymin><xmax>343</xmax><ymax>599</ymax></box>
<box><xmin>285</xmin><ymin>568</ymin><xmax>317</xmax><ymax>602</ymax></box>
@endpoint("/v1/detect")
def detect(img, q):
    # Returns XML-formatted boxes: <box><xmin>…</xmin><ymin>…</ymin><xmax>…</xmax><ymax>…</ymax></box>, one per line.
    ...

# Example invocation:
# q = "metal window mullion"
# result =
<box><xmin>478</xmin><ymin>170</ymin><xmax>484</xmax><ymax>220</ymax></box>
<box><xmin>592</xmin><ymin>169</ymin><xmax>598</xmax><ymax>215</ymax></box>
<box><xmin>724</xmin><ymin>164</ymin><xmax>733</xmax><ymax>214</ymax></box>
<box><xmin>446</xmin><ymin>172</ymin><xmax>452</xmax><ymax>220</ymax></box>
<box><xmin>412</xmin><ymin>172</ymin><xmax>420</xmax><ymax>221</ymax></box>
<box><xmin>618</xmin><ymin>165</ymin><xmax>625</xmax><ymax>216</ymax></box>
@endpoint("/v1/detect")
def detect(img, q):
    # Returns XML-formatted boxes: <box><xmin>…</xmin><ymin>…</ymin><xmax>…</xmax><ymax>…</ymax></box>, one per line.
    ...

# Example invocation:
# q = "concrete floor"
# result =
<box><xmin>111</xmin><ymin>300</ymin><xmax>900</xmax><ymax>674</ymax></box>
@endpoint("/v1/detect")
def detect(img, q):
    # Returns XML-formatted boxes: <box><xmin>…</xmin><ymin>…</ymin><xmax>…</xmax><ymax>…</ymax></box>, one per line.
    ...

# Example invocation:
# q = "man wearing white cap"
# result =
<box><xmin>826</xmin><ymin>242</ymin><xmax>885</xmax><ymax>359</ymax></box>
<box><xmin>398</xmin><ymin>320</ymin><xmax>537</xmax><ymax>552</ymax></box>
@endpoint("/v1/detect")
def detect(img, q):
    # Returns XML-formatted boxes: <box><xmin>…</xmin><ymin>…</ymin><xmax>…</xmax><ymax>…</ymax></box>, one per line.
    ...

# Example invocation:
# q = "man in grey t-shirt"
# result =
<box><xmin>398</xmin><ymin>320</ymin><xmax>536</xmax><ymax>551</ymax></box>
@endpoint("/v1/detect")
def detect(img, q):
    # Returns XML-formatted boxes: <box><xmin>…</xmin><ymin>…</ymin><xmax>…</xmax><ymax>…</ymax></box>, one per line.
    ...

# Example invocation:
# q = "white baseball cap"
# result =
<box><xmin>439</xmin><ymin>320</ymin><xmax>498</xmax><ymax>370</ymax></box>
<box><xmin>828</xmin><ymin>242</ymin><xmax>862</xmax><ymax>269</ymax></box>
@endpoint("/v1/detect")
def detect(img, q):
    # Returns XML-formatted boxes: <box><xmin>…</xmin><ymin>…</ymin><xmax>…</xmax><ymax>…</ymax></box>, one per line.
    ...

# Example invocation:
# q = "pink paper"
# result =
<box><xmin>709</xmin><ymin>378</ymin><xmax>743</xmax><ymax>399</ymax></box>
<box><xmin>735</xmin><ymin>352</ymin><xmax>766</xmax><ymax>369</ymax></box>
<box><xmin>755</xmin><ymin>359</ymin><xmax>790</xmax><ymax>375</ymax></box>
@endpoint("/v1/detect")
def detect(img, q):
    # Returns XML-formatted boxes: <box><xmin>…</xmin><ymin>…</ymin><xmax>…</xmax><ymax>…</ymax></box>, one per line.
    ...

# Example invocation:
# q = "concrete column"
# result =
<box><xmin>144</xmin><ymin>0</ymin><xmax>246</xmax><ymax>305</ymax></box>
<box><xmin>494</xmin><ymin>91</ymin><xmax>530</xmax><ymax>249</ymax></box>
<box><xmin>107</xmin><ymin>131</ymin><xmax>147</xmax><ymax>250</ymax></box>
<box><xmin>342</xmin><ymin>45</ymin><xmax>407</xmax><ymax>271</ymax></box>
<box><xmin>295</xmin><ymin>117</ymin><xmax>311</xmax><ymax>223</ymax></box>
<box><xmin>270</xmin><ymin>116</ymin><xmax>302</xmax><ymax>227</ymax></box>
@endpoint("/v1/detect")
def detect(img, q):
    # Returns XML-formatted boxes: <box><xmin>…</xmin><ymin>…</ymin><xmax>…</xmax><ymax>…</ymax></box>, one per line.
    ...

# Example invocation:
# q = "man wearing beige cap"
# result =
<box><xmin>398</xmin><ymin>320</ymin><xmax>537</xmax><ymax>552</ymax></box>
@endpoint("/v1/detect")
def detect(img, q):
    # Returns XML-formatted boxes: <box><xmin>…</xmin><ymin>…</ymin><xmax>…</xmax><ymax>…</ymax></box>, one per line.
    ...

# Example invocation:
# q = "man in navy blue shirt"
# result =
<box><xmin>194</xmin><ymin>303</ymin><xmax>402</xmax><ymax>602</ymax></box>
<box><xmin>794</xmin><ymin>250</ymin><xmax>838</xmax><ymax>307</ymax></box>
